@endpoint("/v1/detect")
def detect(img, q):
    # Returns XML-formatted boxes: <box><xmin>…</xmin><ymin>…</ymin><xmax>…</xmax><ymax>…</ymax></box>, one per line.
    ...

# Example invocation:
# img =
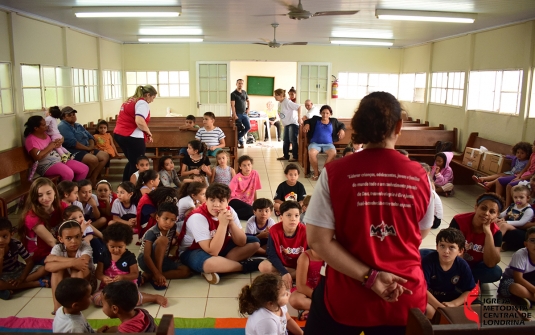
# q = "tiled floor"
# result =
<box><xmin>3</xmin><ymin>142</ymin><xmax>515</xmax><ymax>320</ymax></box>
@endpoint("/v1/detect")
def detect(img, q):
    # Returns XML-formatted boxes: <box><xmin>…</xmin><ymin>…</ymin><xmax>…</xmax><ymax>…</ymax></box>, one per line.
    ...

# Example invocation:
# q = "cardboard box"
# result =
<box><xmin>479</xmin><ymin>152</ymin><xmax>511</xmax><ymax>175</ymax></box>
<box><xmin>462</xmin><ymin>147</ymin><xmax>482</xmax><ymax>169</ymax></box>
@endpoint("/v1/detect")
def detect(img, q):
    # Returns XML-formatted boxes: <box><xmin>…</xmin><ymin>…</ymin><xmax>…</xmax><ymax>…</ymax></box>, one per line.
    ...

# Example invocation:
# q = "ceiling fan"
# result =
<box><xmin>253</xmin><ymin>23</ymin><xmax>307</xmax><ymax>48</ymax></box>
<box><xmin>276</xmin><ymin>0</ymin><xmax>359</xmax><ymax>20</ymax></box>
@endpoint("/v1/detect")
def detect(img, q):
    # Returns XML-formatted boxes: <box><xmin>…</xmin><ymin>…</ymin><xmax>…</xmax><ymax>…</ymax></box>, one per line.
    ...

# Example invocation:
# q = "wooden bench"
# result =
<box><xmin>450</xmin><ymin>132</ymin><xmax>514</xmax><ymax>184</ymax></box>
<box><xmin>0</xmin><ymin>147</ymin><xmax>59</xmax><ymax>217</ymax></box>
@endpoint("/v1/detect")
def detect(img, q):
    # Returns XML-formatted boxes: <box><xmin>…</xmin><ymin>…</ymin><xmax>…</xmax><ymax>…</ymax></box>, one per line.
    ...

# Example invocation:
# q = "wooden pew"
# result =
<box><xmin>0</xmin><ymin>147</ymin><xmax>59</xmax><ymax>217</ymax></box>
<box><xmin>450</xmin><ymin>132</ymin><xmax>514</xmax><ymax>184</ymax></box>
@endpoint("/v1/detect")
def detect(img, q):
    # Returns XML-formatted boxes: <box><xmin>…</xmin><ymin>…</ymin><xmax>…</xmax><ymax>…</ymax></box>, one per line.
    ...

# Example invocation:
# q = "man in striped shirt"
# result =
<box><xmin>0</xmin><ymin>218</ymin><xmax>49</xmax><ymax>299</ymax></box>
<box><xmin>195</xmin><ymin>112</ymin><xmax>226</xmax><ymax>157</ymax></box>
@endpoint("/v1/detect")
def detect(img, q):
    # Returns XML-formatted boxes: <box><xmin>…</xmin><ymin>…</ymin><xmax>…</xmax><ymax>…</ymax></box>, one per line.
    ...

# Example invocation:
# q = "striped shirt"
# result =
<box><xmin>2</xmin><ymin>239</ymin><xmax>31</xmax><ymax>272</ymax></box>
<box><xmin>195</xmin><ymin>127</ymin><xmax>226</xmax><ymax>147</ymax></box>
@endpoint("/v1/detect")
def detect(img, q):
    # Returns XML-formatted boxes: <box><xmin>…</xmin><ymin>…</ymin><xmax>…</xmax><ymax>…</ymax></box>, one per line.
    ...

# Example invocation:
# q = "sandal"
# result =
<box><xmin>38</xmin><ymin>276</ymin><xmax>51</xmax><ymax>288</ymax></box>
<box><xmin>311</xmin><ymin>175</ymin><xmax>319</xmax><ymax>181</ymax></box>
<box><xmin>149</xmin><ymin>280</ymin><xmax>167</xmax><ymax>291</ymax></box>
<box><xmin>471</xmin><ymin>175</ymin><xmax>482</xmax><ymax>183</ymax></box>
<box><xmin>138</xmin><ymin>272</ymin><xmax>147</xmax><ymax>287</ymax></box>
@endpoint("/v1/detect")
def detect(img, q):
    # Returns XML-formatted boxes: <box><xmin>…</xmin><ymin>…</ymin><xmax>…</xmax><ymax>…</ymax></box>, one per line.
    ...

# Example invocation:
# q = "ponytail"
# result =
<box><xmin>131</xmin><ymin>85</ymin><xmax>157</xmax><ymax>100</ymax></box>
<box><xmin>136</xmin><ymin>170</ymin><xmax>158</xmax><ymax>189</ymax></box>
<box><xmin>238</xmin><ymin>284</ymin><xmax>258</xmax><ymax>316</ymax></box>
<box><xmin>237</xmin><ymin>273</ymin><xmax>283</xmax><ymax>316</ymax></box>
<box><xmin>188</xmin><ymin>140</ymin><xmax>207</xmax><ymax>158</ymax></box>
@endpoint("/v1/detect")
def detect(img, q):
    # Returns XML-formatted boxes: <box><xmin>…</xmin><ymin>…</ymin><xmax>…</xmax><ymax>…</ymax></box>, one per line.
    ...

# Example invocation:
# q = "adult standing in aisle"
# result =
<box><xmin>231</xmin><ymin>79</ymin><xmax>251</xmax><ymax>148</ymax></box>
<box><xmin>113</xmin><ymin>85</ymin><xmax>157</xmax><ymax>181</ymax></box>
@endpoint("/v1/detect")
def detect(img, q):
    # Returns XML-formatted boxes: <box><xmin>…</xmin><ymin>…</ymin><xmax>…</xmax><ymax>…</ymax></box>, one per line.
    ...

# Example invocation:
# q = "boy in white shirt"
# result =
<box><xmin>195</xmin><ymin>112</ymin><xmax>226</xmax><ymax>157</ymax></box>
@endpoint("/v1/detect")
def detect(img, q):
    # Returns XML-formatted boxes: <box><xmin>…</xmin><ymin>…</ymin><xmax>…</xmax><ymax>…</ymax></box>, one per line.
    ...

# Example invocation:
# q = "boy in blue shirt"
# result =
<box><xmin>422</xmin><ymin>227</ymin><xmax>475</xmax><ymax>319</ymax></box>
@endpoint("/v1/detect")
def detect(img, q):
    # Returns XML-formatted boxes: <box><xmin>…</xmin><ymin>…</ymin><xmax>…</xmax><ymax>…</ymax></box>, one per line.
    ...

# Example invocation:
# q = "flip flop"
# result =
<box><xmin>472</xmin><ymin>175</ymin><xmax>482</xmax><ymax>183</ymax></box>
<box><xmin>38</xmin><ymin>276</ymin><xmax>51</xmax><ymax>288</ymax></box>
<box><xmin>150</xmin><ymin>280</ymin><xmax>167</xmax><ymax>291</ymax></box>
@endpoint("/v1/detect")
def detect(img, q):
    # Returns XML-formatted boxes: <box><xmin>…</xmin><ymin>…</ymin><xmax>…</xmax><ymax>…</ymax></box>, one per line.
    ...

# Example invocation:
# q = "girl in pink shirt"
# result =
<box><xmin>228</xmin><ymin>155</ymin><xmax>261</xmax><ymax>220</ymax></box>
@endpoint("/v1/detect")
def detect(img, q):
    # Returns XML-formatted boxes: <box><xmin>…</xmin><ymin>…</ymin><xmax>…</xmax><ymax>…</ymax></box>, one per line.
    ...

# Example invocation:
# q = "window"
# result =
<box><xmin>125</xmin><ymin>71</ymin><xmax>189</xmax><ymax>97</ymax></box>
<box><xmin>103</xmin><ymin>70</ymin><xmax>122</xmax><ymax>100</ymax></box>
<box><xmin>398</xmin><ymin>73</ymin><xmax>426</xmax><ymax>103</ymax></box>
<box><xmin>0</xmin><ymin>63</ymin><xmax>13</xmax><ymax>115</ymax></box>
<box><xmin>338</xmin><ymin>72</ymin><xmax>399</xmax><ymax>99</ymax></box>
<box><xmin>468</xmin><ymin>70</ymin><xmax>522</xmax><ymax>114</ymax></box>
<box><xmin>43</xmin><ymin>66</ymin><xmax>72</xmax><ymax>107</ymax></box>
<box><xmin>72</xmin><ymin>68</ymin><xmax>98</xmax><ymax>103</ymax></box>
<box><xmin>430</xmin><ymin>72</ymin><xmax>465</xmax><ymax>107</ymax></box>
<box><xmin>21</xmin><ymin>64</ymin><xmax>43</xmax><ymax>111</ymax></box>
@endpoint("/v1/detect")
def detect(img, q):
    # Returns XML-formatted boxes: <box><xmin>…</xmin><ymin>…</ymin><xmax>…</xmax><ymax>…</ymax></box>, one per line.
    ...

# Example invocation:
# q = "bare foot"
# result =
<box><xmin>155</xmin><ymin>295</ymin><xmax>168</xmax><ymax>307</ymax></box>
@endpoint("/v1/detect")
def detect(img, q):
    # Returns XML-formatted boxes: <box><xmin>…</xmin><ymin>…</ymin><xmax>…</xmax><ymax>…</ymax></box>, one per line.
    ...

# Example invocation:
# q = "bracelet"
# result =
<box><xmin>36</xmin><ymin>150</ymin><xmax>41</xmax><ymax>156</ymax></box>
<box><xmin>363</xmin><ymin>269</ymin><xmax>379</xmax><ymax>289</ymax></box>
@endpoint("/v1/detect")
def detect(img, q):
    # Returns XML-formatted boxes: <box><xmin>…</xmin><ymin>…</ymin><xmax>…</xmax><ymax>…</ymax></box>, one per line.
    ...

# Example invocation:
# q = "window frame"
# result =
<box><xmin>337</xmin><ymin>72</ymin><xmax>399</xmax><ymax>100</ymax></box>
<box><xmin>42</xmin><ymin>66</ymin><xmax>72</xmax><ymax>108</ymax></box>
<box><xmin>72</xmin><ymin>68</ymin><xmax>99</xmax><ymax>104</ymax></box>
<box><xmin>102</xmin><ymin>69</ymin><xmax>122</xmax><ymax>101</ymax></box>
<box><xmin>0</xmin><ymin>62</ymin><xmax>14</xmax><ymax>115</ymax></box>
<box><xmin>429</xmin><ymin>71</ymin><xmax>465</xmax><ymax>107</ymax></box>
<box><xmin>125</xmin><ymin>70</ymin><xmax>190</xmax><ymax>98</ymax></box>
<box><xmin>467</xmin><ymin>69</ymin><xmax>523</xmax><ymax>115</ymax></box>
<box><xmin>398</xmin><ymin>73</ymin><xmax>426</xmax><ymax>103</ymax></box>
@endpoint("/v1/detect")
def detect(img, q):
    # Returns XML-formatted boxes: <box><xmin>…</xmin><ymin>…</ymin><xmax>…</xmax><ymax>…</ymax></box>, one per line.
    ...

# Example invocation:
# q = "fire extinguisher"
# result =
<box><xmin>331</xmin><ymin>75</ymin><xmax>338</xmax><ymax>99</ymax></box>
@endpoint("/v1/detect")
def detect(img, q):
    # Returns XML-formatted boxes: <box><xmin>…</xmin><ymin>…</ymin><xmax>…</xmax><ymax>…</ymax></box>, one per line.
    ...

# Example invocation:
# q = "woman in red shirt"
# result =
<box><xmin>304</xmin><ymin>92</ymin><xmax>434</xmax><ymax>334</ymax></box>
<box><xmin>114</xmin><ymin>85</ymin><xmax>157</xmax><ymax>181</ymax></box>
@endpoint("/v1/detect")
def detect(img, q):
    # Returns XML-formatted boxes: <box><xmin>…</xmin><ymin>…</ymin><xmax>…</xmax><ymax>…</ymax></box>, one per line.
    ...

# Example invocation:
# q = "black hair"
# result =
<box><xmin>136</xmin><ymin>155</ymin><xmax>150</xmax><ymax>165</ymax></box>
<box><xmin>188</xmin><ymin>139</ymin><xmax>208</xmax><ymax>158</ymax></box>
<box><xmin>205</xmin><ymin>183</ymin><xmax>231</xmax><ymax>202</ymax></box>
<box><xmin>147</xmin><ymin>187</ymin><xmax>179</xmax><ymax>206</ymax></box>
<box><xmin>279</xmin><ymin>201</ymin><xmax>301</xmax><ymax>215</ymax></box>
<box><xmin>288</xmin><ymin>86</ymin><xmax>296</xmax><ymax>93</ymax></box>
<box><xmin>58</xmin><ymin>220</ymin><xmax>82</xmax><ymax>237</ymax></box>
<box><xmin>102</xmin><ymin>281</ymin><xmax>138</xmax><ymax>312</ymax></box>
<box><xmin>0</xmin><ymin>217</ymin><xmax>13</xmax><ymax>232</ymax></box>
<box><xmin>319</xmin><ymin>105</ymin><xmax>333</xmax><ymax>115</ymax></box>
<box><xmin>186</xmin><ymin>114</ymin><xmax>196</xmax><ymax>121</ymax></box>
<box><xmin>49</xmin><ymin>106</ymin><xmax>62</xmax><ymax>119</ymax></box>
<box><xmin>351</xmin><ymin>91</ymin><xmax>402</xmax><ymax>145</ymax></box>
<box><xmin>55</xmin><ymin>278</ymin><xmax>91</xmax><ymax>308</ymax></box>
<box><xmin>238</xmin><ymin>274</ymin><xmax>284</xmax><ymax>316</ymax></box>
<box><xmin>135</xmin><ymin>169</ymin><xmax>159</xmax><ymax>189</ymax></box>
<box><xmin>94</xmin><ymin>120</ymin><xmax>109</xmax><ymax>134</ymax></box>
<box><xmin>203</xmin><ymin>111</ymin><xmax>215</xmax><ymax>119</ymax></box>
<box><xmin>238</xmin><ymin>155</ymin><xmax>253</xmax><ymax>173</ymax></box>
<box><xmin>525</xmin><ymin>227</ymin><xmax>535</xmax><ymax>241</ymax></box>
<box><xmin>512</xmin><ymin>141</ymin><xmax>532</xmax><ymax>159</ymax></box>
<box><xmin>23</xmin><ymin>116</ymin><xmax>44</xmax><ymax>137</ymax></box>
<box><xmin>57</xmin><ymin>181</ymin><xmax>77</xmax><ymax>199</ymax></box>
<box><xmin>156</xmin><ymin>202</ymin><xmax>178</xmax><ymax>217</ymax></box>
<box><xmin>118</xmin><ymin>181</ymin><xmax>135</xmax><ymax>194</ymax></box>
<box><xmin>342</xmin><ymin>147</ymin><xmax>354</xmax><ymax>156</ymax></box>
<box><xmin>63</xmin><ymin>205</ymin><xmax>83</xmax><ymax>221</ymax></box>
<box><xmin>103</xmin><ymin>223</ymin><xmax>133</xmax><ymax>245</ymax></box>
<box><xmin>435</xmin><ymin>152</ymin><xmax>447</xmax><ymax>166</ymax></box>
<box><xmin>284</xmin><ymin>163</ymin><xmax>300</xmax><ymax>175</ymax></box>
<box><xmin>252</xmin><ymin>198</ymin><xmax>274</xmax><ymax>211</ymax></box>
<box><xmin>475</xmin><ymin>192</ymin><xmax>505</xmax><ymax>212</ymax></box>
<box><xmin>158</xmin><ymin>155</ymin><xmax>174</xmax><ymax>171</ymax></box>
<box><xmin>78</xmin><ymin>179</ymin><xmax>92</xmax><ymax>189</ymax></box>
<box><xmin>236</xmin><ymin>79</ymin><xmax>243</xmax><ymax>84</ymax></box>
<box><xmin>436</xmin><ymin>228</ymin><xmax>466</xmax><ymax>251</ymax></box>
<box><xmin>177</xmin><ymin>181</ymin><xmax>206</xmax><ymax>199</ymax></box>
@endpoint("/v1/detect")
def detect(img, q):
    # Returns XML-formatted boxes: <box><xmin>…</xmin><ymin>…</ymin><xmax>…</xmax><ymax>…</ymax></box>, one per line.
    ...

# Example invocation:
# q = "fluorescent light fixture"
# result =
<box><xmin>330</xmin><ymin>38</ymin><xmax>393</xmax><ymax>46</ymax></box>
<box><xmin>138</xmin><ymin>36</ymin><xmax>203</xmax><ymax>43</ymax></box>
<box><xmin>376</xmin><ymin>9</ymin><xmax>476</xmax><ymax>23</ymax></box>
<box><xmin>74</xmin><ymin>6</ymin><xmax>181</xmax><ymax>18</ymax></box>
<box><xmin>331</xmin><ymin>30</ymin><xmax>393</xmax><ymax>39</ymax></box>
<box><xmin>139</xmin><ymin>27</ymin><xmax>203</xmax><ymax>35</ymax></box>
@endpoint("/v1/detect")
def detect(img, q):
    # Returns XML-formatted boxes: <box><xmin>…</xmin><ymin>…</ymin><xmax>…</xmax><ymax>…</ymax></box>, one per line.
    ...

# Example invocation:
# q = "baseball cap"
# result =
<box><xmin>61</xmin><ymin>106</ymin><xmax>77</xmax><ymax>116</ymax></box>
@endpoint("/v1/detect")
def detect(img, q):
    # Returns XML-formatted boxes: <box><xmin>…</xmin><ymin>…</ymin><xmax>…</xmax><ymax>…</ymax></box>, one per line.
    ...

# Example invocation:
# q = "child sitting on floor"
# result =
<box><xmin>46</xmin><ymin>220</ymin><xmax>96</xmax><ymax>314</ymax></box>
<box><xmin>63</xmin><ymin>205</ymin><xmax>105</xmax><ymax>264</ymax></box>
<box><xmin>259</xmin><ymin>201</ymin><xmax>308</xmax><ymax>290</ymax></box>
<box><xmin>177</xmin><ymin>182</ymin><xmax>207</xmax><ymax>222</ymax></box>
<box><xmin>95</xmin><ymin>180</ymin><xmax>117</xmax><ymax>228</ymax></box>
<box><xmin>289</xmin><ymin>248</ymin><xmax>323</xmax><ymax>321</ymax></box>
<box><xmin>130</xmin><ymin>156</ymin><xmax>150</xmax><ymax>185</ymax></box>
<box><xmin>109</xmin><ymin>181</ymin><xmax>137</xmax><ymax>228</ymax></box>
<box><xmin>52</xmin><ymin>278</ymin><xmax>99</xmax><ymax>333</ymax></box>
<box><xmin>138</xmin><ymin>203</ymin><xmax>191</xmax><ymax>290</ymax></box>
<box><xmin>496</xmin><ymin>184</ymin><xmax>534</xmax><ymax>251</ymax></box>
<box><xmin>431</xmin><ymin>151</ymin><xmax>454</xmax><ymax>197</ymax></box>
<box><xmin>210</xmin><ymin>150</ymin><xmax>235</xmax><ymax>185</ymax></box>
<box><xmin>246</xmin><ymin>198</ymin><xmax>276</xmax><ymax>256</ymax></box>
<box><xmin>136</xmin><ymin>187</ymin><xmax>179</xmax><ymax>238</ymax></box>
<box><xmin>179</xmin><ymin>183</ymin><xmax>261</xmax><ymax>285</ymax></box>
<box><xmin>229</xmin><ymin>155</ymin><xmax>262</xmax><ymax>220</ymax></box>
<box><xmin>0</xmin><ymin>218</ymin><xmax>49</xmax><ymax>300</ymax></box>
<box><xmin>158</xmin><ymin>156</ymin><xmax>181</xmax><ymax>189</ymax></box>
<box><xmin>239</xmin><ymin>273</ymin><xmax>303</xmax><ymax>335</ymax></box>
<box><xmin>136</xmin><ymin>170</ymin><xmax>160</xmax><ymax>197</ymax></box>
<box><xmin>100</xmin><ymin>281</ymin><xmax>157</xmax><ymax>333</ymax></box>
<box><xmin>273</xmin><ymin>164</ymin><xmax>306</xmax><ymax>215</ymax></box>
<box><xmin>57</xmin><ymin>180</ymin><xmax>83</xmax><ymax>210</ymax></box>
<box><xmin>78</xmin><ymin>179</ymin><xmax>106</xmax><ymax>230</ymax></box>
<box><xmin>498</xmin><ymin>227</ymin><xmax>535</xmax><ymax>308</ymax></box>
<box><xmin>93</xmin><ymin>223</ymin><xmax>167</xmax><ymax>308</ymax></box>
<box><xmin>180</xmin><ymin>140</ymin><xmax>212</xmax><ymax>183</ymax></box>
<box><xmin>421</xmin><ymin>162</ymin><xmax>444</xmax><ymax>229</ymax></box>
<box><xmin>422</xmin><ymin>228</ymin><xmax>475</xmax><ymax>319</ymax></box>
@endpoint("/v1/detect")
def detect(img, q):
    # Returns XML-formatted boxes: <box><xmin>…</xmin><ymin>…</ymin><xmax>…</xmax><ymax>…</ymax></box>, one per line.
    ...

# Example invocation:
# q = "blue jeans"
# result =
<box><xmin>283</xmin><ymin>124</ymin><xmax>299</xmax><ymax>159</ymax></box>
<box><xmin>236</xmin><ymin>113</ymin><xmax>251</xmax><ymax>144</ymax></box>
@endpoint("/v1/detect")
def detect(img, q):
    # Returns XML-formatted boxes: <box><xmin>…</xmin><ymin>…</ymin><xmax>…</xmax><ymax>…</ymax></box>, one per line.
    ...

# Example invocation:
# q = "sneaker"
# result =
<box><xmin>277</xmin><ymin>157</ymin><xmax>289</xmax><ymax>161</ymax></box>
<box><xmin>61</xmin><ymin>154</ymin><xmax>69</xmax><ymax>163</ymax></box>
<box><xmin>522</xmin><ymin>298</ymin><xmax>532</xmax><ymax>309</ymax></box>
<box><xmin>240</xmin><ymin>258</ymin><xmax>263</xmax><ymax>274</ymax></box>
<box><xmin>202</xmin><ymin>272</ymin><xmax>220</xmax><ymax>285</ymax></box>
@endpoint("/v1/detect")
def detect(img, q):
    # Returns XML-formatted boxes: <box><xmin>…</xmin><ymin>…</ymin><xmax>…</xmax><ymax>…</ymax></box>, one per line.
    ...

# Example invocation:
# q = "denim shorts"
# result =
<box><xmin>207</xmin><ymin>148</ymin><xmax>222</xmax><ymax>157</ymax></box>
<box><xmin>137</xmin><ymin>243</ymin><xmax>180</xmax><ymax>274</ymax></box>
<box><xmin>180</xmin><ymin>235</ymin><xmax>260</xmax><ymax>273</ymax></box>
<box><xmin>308</xmin><ymin>143</ymin><xmax>336</xmax><ymax>153</ymax></box>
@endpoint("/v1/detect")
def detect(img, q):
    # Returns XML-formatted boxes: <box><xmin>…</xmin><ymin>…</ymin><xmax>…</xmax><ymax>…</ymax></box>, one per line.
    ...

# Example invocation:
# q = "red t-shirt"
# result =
<box><xmin>118</xmin><ymin>308</ymin><xmax>156</xmax><ymax>333</ymax></box>
<box><xmin>269</xmin><ymin>222</ymin><xmax>307</xmax><ymax>269</ymax></box>
<box><xmin>136</xmin><ymin>194</ymin><xmax>156</xmax><ymax>237</ymax></box>
<box><xmin>24</xmin><ymin>202</ymin><xmax>68</xmax><ymax>262</ymax></box>
<box><xmin>324</xmin><ymin>149</ymin><xmax>430</xmax><ymax>327</ymax></box>
<box><xmin>182</xmin><ymin>203</ymin><xmax>232</xmax><ymax>251</ymax></box>
<box><xmin>114</xmin><ymin>97</ymin><xmax>150</xmax><ymax>139</ymax></box>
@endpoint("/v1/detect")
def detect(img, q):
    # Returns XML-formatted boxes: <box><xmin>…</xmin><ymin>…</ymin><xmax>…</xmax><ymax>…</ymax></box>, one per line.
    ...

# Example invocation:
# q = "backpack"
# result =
<box><xmin>435</xmin><ymin>141</ymin><xmax>453</xmax><ymax>154</ymax></box>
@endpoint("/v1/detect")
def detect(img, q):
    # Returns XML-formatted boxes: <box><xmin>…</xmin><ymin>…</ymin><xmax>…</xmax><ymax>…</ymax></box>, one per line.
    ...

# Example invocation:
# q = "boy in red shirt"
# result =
<box><xmin>259</xmin><ymin>201</ymin><xmax>308</xmax><ymax>289</ymax></box>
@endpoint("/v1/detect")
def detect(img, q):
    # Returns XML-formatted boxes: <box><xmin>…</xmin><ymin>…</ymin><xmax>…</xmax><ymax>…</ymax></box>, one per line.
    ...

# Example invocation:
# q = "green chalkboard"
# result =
<box><xmin>247</xmin><ymin>76</ymin><xmax>275</xmax><ymax>96</ymax></box>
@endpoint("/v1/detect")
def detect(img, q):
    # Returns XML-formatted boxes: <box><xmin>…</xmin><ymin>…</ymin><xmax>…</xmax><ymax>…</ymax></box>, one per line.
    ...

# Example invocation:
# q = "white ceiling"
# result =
<box><xmin>2</xmin><ymin>0</ymin><xmax>535</xmax><ymax>47</ymax></box>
